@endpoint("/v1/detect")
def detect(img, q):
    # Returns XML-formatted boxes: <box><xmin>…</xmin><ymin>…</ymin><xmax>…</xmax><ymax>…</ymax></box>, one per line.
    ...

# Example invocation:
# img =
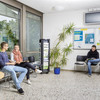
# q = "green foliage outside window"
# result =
<box><xmin>0</xmin><ymin>20</ymin><xmax>19</xmax><ymax>51</ymax></box>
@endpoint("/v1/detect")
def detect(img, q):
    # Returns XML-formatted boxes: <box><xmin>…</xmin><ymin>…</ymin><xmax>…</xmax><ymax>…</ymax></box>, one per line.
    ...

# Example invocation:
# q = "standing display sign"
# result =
<box><xmin>39</xmin><ymin>39</ymin><xmax>50</xmax><ymax>73</ymax></box>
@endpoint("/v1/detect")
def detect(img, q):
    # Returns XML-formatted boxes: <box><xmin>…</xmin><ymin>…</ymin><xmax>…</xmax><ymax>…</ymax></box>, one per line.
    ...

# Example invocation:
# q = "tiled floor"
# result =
<box><xmin>0</xmin><ymin>71</ymin><xmax>100</xmax><ymax>100</ymax></box>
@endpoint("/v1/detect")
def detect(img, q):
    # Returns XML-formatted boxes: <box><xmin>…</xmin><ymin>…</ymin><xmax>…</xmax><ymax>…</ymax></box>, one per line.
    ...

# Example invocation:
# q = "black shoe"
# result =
<box><xmin>18</xmin><ymin>88</ymin><xmax>24</xmax><ymax>95</ymax></box>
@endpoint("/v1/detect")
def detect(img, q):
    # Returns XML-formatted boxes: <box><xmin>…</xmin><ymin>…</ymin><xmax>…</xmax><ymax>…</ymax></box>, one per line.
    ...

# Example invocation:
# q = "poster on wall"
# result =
<box><xmin>74</xmin><ymin>28</ymin><xmax>100</xmax><ymax>49</ymax></box>
<box><xmin>74</xmin><ymin>31</ymin><xmax>83</xmax><ymax>41</ymax></box>
<box><xmin>43</xmin><ymin>48</ymin><xmax>49</xmax><ymax>61</ymax></box>
<box><xmin>85</xmin><ymin>33</ymin><xmax>94</xmax><ymax>44</ymax></box>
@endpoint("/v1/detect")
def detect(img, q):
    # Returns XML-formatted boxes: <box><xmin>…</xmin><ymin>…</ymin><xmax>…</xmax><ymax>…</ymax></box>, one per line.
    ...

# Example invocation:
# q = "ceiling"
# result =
<box><xmin>17</xmin><ymin>0</ymin><xmax>100</xmax><ymax>13</ymax></box>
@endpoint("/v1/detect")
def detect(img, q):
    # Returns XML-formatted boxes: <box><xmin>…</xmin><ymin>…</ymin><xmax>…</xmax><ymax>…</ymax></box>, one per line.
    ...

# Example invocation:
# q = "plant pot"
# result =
<box><xmin>54</xmin><ymin>67</ymin><xmax>60</xmax><ymax>74</ymax></box>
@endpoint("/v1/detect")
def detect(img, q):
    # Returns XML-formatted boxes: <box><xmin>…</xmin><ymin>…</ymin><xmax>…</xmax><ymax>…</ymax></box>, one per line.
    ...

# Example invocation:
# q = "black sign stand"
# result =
<box><xmin>39</xmin><ymin>39</ymin><xmax>50</xmax><ymax>74</ymax></box>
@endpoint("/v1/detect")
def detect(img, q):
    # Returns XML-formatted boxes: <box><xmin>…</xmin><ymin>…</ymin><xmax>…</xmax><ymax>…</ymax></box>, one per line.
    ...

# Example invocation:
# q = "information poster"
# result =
<box><xmin>74</xmin><ymin>31</ymin><xmax>83</xmax><ymax>41</ymax></box>
<box><xmin>74</xmin><ymin>28</ymin><xmax>100</xmax><ymax>49</ymax></box>
<box><xmin>43</xmin><ymin>62</ymin><xmax>48</xmax><ymax>69</ymax></box>
<box><xmin>43</xmin><ymin>42</ymin><xmax>49</xmax><ymax>69</ymax></box>
<box><xmin>85</xmin><ymin>33</ymin><xmax>94</xmax><ymax>44</ymax></box>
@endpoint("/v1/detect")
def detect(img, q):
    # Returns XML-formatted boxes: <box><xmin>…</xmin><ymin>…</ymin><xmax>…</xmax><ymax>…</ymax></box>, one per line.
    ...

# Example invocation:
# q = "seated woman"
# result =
<box><xmin>11</xmin><ymin>45</ymin><xmax>42</xmax><ymax>84</ymax></box>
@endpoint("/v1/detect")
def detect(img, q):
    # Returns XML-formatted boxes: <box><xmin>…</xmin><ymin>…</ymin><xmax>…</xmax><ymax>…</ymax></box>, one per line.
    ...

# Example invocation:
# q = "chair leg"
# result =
<box><xmin>99</xmin><ymin>66</ymin><xmax>100</xmax><ymax>74</ymax></box>
<box><xmin>8</xmin><ymin>76</ymin><xmax>12</xmax><ymax>88</ymax></box>
<box><xmin>74</xmin><ymin>64</ymin><xmax>76</xmax><ymax>71</ymax></box>
<box><xmin>84</xmin><ymin>65</ymin><xmax>88</xmax><ymax>74</ymax></box>
<box><xmin>84</xmin><ymin>66</ymin><xmax>85</xmax><ymax>72</ymax></box>
<box><xmin>2</xmin><ymin>73</ymin><xmax>12</xmax><ymax>88</ymax></box>
<box><xmin>33</xmin><ymin>70</ymin><xmax>37</xmax><ymax>78</ymax></box>
<box><xmin>84</xmin><ymin>65</ymin><xmax>86</xmax><ymax>72</ymax></box>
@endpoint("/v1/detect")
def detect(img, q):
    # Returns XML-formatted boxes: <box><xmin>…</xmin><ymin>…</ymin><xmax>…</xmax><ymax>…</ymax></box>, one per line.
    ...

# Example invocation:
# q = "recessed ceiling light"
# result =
<box><xmin>52</xmin><ymin>6</ymin><xmax>65</xmax><ymax>11</ymax></box>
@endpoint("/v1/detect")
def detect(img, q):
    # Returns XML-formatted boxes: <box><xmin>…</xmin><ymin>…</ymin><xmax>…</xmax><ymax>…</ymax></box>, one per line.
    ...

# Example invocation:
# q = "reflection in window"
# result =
<box><xmin>26</xmin><ymin>12</ymin><xmax>41</xmax><ymax>52</ymax></box>
<box><xmin>26</xmin><ymin>53</ymin><xmax>41</xmax><ymax>61</ymax></box>
<box><xmin>0</xmin><ymin>2</ymin><xmax>20</xmax><ymax>51</ymax></box>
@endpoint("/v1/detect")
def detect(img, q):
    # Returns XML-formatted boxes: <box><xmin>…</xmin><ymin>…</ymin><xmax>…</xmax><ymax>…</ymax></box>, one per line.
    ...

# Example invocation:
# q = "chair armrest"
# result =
<box><xmin>97</xmin><ymin>62</ymin><xmax>100</xmax><ymax>66</ymax></box>
<box><xmin>75</xmin><ymin>62</ymin><xmax>86</xmax><ymax>65</ymax></box>
<box><xmin>84</xmin><ymin>62</ymin><xmax>87</xmax><ymax>66</ymax></box>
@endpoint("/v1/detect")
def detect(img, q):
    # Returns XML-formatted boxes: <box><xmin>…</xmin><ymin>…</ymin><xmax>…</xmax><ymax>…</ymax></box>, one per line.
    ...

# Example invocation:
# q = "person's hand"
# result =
<box><xmin>9</xmin><ymin>60</ymin><xmax>15</xmax><ymax>63</ymax></box>
<box><xmin>85</xmin><ymin>59</ymin><xmax>88</xmax><ymax>63</ymax></box>
<box><xmin>9</xmin><ymin>60</ymin><xmax>11</xmax><ymax>62</ymax></box>
<box><xmin>85</xmin><ymin>59</ymin><xmax>88</xmax><ymax>62</ymax></box>
<box><xmin>16</xmin><ymin>62</ymin><xmax>21</xmax><ymax>64</ymax></box>
<box><xmin>23</xmin><ymin>60</ymin><xmax>29</xmax><ymax>62</ymax></box>
<box><xmin>6</xmin><ymin>62</ymin><xmax>16</xmax><ymax>65</ymax></box>
<box><xmin>91</xmin><ymin>58</ymin><xmax>96</xmax><ymax>60</ymax></box>
<box><xmin>11</xmin><ymin>62</ymin><xmax>16</xmax><ymax>65</ymax></box>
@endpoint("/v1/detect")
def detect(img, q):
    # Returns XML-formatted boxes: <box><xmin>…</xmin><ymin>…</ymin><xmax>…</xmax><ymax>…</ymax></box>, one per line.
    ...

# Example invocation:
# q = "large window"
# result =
<box><xmin>26</xmin><ymin>12</ymin><xmax>41</xmax><ymax>60</ymax></box>
<box><xmin>0</xmin><ymin>2</ymin><xmax>20</xmax><ymax>51</ymax></box>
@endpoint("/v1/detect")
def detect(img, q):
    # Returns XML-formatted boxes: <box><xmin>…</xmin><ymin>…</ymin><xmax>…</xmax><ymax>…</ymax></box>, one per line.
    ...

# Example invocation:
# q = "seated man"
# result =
<box><xmin>0</xmin><ymin>42</ymin><xmax>27</xmax><ymax>95</ymax></box>
<box><xmin>86</xmin><ymin>45</ymin><xmax>100</xmax><ymax>76</ymax></box>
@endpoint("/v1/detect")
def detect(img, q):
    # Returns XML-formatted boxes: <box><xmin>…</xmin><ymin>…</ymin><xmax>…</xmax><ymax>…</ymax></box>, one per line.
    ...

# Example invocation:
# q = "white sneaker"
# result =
<box><xmin>27</xmin><ymin>80</ymin><xmax>31</xmax><ymax>85</ymax></box>
<box><xmin>36</xmin><ymin>69</ymin><xmax>42</xmax><ymax>74</ymax></box>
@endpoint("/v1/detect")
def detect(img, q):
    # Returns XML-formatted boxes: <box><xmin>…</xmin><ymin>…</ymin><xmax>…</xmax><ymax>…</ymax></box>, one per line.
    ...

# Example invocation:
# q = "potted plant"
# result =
<box><xmin>50</xmin><ymin>23</ymin><xmax>74</xmax><ymax>74</ymax></box>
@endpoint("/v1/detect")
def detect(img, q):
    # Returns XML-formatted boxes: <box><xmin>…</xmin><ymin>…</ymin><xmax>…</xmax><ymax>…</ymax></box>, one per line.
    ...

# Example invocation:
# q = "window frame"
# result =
<box><xmin>0</xmin><ymin>0</ymin><xmax>43</xmax><ymax>58</ymax></box>
<box><xmin>26</xmin><ymin>11</ymin><xmax>42</xmax><ymax>52</ymax></box>
<box><xmin>0</xmin><ymin>1</ymin><xmax>21</xmax><ymax>52</ymax></box>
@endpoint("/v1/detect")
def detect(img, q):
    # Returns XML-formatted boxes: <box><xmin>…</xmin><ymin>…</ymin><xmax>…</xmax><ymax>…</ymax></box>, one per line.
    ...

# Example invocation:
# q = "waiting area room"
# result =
<box><xmin>0</xmin><ymin>0</ymin><xmax>100</xmax><ymax>100</ymax></box>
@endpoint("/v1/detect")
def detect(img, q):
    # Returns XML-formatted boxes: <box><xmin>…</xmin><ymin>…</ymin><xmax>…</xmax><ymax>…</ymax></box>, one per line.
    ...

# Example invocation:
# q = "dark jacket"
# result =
<box><xmin>87</xmin><ymin>49</ymin><xmax>99</xmax><ymax>59</ymax></box>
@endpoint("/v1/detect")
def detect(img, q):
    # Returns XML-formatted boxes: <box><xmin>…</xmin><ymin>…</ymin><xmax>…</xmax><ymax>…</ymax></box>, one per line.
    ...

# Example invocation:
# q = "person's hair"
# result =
<box><xmin>1</xmin><ymin>42</ymin><xmax>8</xmax><ymax>49</ymax></box>
<box><xmin>92</xmin><ymin>45</ymin><xmax>96</xmax><ymax>48</ymax></box>
<box><xmin>14</xmin><ymin>44</ymin><xmax>19</xmax><ymax>47</ymax></box>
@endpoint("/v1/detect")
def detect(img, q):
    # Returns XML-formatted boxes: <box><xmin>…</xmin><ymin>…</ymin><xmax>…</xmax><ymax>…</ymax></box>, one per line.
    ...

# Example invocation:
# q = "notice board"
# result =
<box><xmin>74</xmin><ymin>28</ymin><xmax>100</xmax><ymax>49</ymax></box>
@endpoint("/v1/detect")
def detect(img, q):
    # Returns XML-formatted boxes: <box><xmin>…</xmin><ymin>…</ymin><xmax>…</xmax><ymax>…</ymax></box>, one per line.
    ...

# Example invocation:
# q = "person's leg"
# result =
<box><xmin>24</xmin><ymin>62</ymin><xmax>42</xmax><ymax>73</ymax></box>
<box><xmin>20</xmin><ymin>62</ymin><xmax>42</xmax><ymax>74</ymax></box>
<box><xmin>25</xmin><ymin>67</ymin><xmax>31</xmax><ymax>84</ymax></box>
<box><xmin>26</xmin><ymin>67</ymin><xmax>30</xmax><ymax>80</ymax></box>
<box><xmin>87</xmin><ymin>61</ymin><xmax>92</xmax><ymax>75</ymax></box>
<box><xmin>2</xmin><ymin>66</ymin><xmax>21</xmax><ymax>90</ymax></box>
<box><xmin>87</xmin><ymin>59</ymin><xmax>100</xmax><ymax>75</ymax></box>
<box><xmin>13</xmin><ymin>66</ymin><xmax>27</xmax><ymax>84</ymax></box>
<box><xmin>89</xmin><ymin>59</ymin><xmax>100</xmax><ymax>63</ymax></box>
<box><xmin>21</xmin><ymin>62</ymin><xmax>36</xmax><ymax>70</ymax></box>
<box><xmin>15</xmin><ymin>63</ymin><xmax>30</xmax><ymax>80</ymax></box>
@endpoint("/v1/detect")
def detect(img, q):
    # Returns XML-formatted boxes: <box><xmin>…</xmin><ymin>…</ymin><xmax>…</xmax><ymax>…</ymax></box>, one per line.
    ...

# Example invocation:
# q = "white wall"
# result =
<box><xmin>43</xmin><ymin>9</ymin><xmax>100</xmax><ymax>72</ymax></box>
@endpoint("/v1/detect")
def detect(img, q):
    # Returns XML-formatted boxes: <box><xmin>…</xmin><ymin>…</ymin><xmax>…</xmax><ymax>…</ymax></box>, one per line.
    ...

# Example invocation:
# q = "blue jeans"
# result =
<box><xmin>2</xmin><ymin>65</ymin><xmax>27</xmax><ymax>90</ymax></box>
<box><xmin>87</xmin><ymin>59</ymin><xmax>100</xmax><ymax>75</ymax></box>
